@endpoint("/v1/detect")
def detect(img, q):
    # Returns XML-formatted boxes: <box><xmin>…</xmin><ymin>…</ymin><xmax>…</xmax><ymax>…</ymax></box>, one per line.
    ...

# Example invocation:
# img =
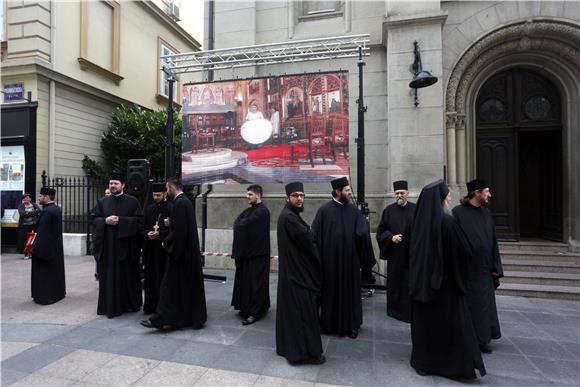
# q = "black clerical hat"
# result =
<box><xmin>285</xmin><ymin>182</ymin><xmax>304</xmax><ymax>196</ymax></box>
<box><xmin>393</xmin><ymin>180</ymin><xmax>408</xmax><ymax>191</ymax></box>
<box><xmin>466</xmin><ymin>179</ymin><xmax>488</xmax><ymax>193</ymax></box>
<box><xmin>40</xmin><ymin>187</ymin><xmax>56</xmax><ymax>196</ymax></box>
<box><xmin>331</xmin><ymin>177</ymin><xmax>349</xmax><ymax>190</ymax></box>
<box><xmin>152</xmin><ymin>182</ymin><xmax>166</xmax><ymax>192</ymax></box>
<box><xmin>109</xmin><ymin>172</ymin><xmax>127</xmax><ymax>183</ymax></box>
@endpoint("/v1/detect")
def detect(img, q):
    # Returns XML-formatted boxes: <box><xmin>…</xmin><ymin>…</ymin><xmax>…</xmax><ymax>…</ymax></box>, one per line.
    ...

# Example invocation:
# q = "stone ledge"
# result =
<box><xmin>63</xmin><ymin>233</ymin><xmax>87</xmax><ymax>256</ymax></box>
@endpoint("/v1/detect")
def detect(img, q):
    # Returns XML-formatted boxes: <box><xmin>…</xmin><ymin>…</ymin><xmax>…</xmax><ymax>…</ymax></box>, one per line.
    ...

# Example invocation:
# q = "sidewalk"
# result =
<box><xmin>2</xmin><ymin>253</ymin><xmax>579</xmax><ymax>386</ymax></box>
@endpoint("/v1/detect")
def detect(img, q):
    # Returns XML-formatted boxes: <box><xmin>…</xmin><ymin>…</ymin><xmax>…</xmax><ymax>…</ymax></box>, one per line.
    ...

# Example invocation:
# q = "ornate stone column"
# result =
<box><xmin>456</xmin><ymin>114</ymin><xmax>466</xmax><ymax>186</ymax></box>
<box><xmin>445</xmin><ymin>112</ymin><xmax>457</xmax><ymax>186</ymax></box>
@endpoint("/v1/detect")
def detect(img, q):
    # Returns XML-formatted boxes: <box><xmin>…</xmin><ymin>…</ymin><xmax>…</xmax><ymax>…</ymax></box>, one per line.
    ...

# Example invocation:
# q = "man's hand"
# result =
<box><xmin>147</xmin><ymin>231</ymin><xmax>159</xmax><ymax>240</ymax></box>
<box><xmin>392</xmin><ymin>234</ymin><xmax>403</xmax><ymax>244</ymax></box>
<box><xmin>105</xmin><ymin>215</ymin><xmax>119</xmax><ymax>226</ymax></box>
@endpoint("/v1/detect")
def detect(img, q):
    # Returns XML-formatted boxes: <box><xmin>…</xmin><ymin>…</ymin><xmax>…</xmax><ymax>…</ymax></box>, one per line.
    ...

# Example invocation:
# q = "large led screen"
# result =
<box><xmin>181</xmin><ymin>71</ymin><xmax>350</xmax><ymax>185</ymax></box>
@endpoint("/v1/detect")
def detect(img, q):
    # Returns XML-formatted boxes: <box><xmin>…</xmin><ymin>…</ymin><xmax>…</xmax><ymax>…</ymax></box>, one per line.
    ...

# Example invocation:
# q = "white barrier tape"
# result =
<box><xmin>202</xmin><ymin>251</ymin><xmax>279</xmax><ymax>260</ymax></box>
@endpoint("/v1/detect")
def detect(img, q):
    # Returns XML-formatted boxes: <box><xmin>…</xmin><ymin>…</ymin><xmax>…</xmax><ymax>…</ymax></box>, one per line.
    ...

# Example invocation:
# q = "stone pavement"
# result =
<box><xmin>1</xmin><ymin>253</ymin><xmax>579</xmax><ymax>386</ymax></box>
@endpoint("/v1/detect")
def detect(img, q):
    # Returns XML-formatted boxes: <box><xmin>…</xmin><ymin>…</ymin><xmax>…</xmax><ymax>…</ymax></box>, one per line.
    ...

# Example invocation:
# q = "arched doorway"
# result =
<box><xmin>476</xmin><ymin>69</ymin><xmax>562</xmax><ymax>241</ymax></box>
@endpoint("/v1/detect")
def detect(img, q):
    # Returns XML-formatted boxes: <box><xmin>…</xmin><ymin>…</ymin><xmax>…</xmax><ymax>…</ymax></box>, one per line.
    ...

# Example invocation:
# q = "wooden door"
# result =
<box><xmin>476</xmin><ymin>69</ymin><xmax>562</xmax><ymax>241</ymax></box>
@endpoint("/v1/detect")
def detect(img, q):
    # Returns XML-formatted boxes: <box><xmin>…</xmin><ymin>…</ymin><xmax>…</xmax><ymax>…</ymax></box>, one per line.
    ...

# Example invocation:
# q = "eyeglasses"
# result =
<box><xmin>289</xmin><ymin>193</ymin><xmax>305</xmax><ymax>198</ymax></box>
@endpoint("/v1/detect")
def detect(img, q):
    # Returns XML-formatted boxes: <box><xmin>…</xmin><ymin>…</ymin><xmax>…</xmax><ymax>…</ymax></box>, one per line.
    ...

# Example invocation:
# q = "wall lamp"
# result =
<box><xmin>409</xmin><ymin>41</ymin><xmax>438</xmax><ymax>107</ymax></box>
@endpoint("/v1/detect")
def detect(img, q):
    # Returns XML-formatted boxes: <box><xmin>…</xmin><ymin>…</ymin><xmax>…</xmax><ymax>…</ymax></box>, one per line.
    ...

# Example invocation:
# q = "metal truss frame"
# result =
<box><xmin>162</xmin><ymin>34</ymin><xmax>370</xmax><ymax>75</ymax></box>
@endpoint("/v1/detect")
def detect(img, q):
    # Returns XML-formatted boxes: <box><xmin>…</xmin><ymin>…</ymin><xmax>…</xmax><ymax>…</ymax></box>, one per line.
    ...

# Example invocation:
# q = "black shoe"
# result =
<box><xmin>140</xmin><ymin>319</ymin><xmax>164</xmax><ymax>330</ymax></box>
<box><xmin>242</xmin><ymin>316</ymin><xmax>257</xmax><ymax>325</ymax></box>
<box><xmin>348</xmin><ymin>328</ymin><xmax>359</xmax><ymax>339</ymax></box>
<box><xmin>480</xmin><ymin>344</ymin><xmax>493</xmax><ymax>353</ymax></box>
<box><xmin>414</xmin><ymin>367</ymin><xmax>428</xmax><ymax>376</ymax></box>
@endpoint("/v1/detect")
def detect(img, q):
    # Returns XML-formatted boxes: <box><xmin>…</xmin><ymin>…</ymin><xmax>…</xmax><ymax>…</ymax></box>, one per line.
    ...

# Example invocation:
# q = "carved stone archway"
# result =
<box><xmin>445</xmin><ymin>19</ymin><xmax>580</xmax><ymax>249</ymax></box>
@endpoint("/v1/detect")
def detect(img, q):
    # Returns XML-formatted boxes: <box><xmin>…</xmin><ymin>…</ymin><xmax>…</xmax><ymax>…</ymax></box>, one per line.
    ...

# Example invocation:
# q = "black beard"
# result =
<box><xmin>339</xmin><ymin>196</ymin><xmax>350</xmax><ymax>204</ymax></box>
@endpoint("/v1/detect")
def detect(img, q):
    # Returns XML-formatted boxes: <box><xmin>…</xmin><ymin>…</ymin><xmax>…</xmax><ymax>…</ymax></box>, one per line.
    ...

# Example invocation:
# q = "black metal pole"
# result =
<box><xmin>356</xmin><ymin>47</ymin><xmax>368</xmax><ymax>216</ymax></box>
<box><xmin>165</xmin><ymin>75</ymin><xmax>176</xmax><ymax>180</ymax></box>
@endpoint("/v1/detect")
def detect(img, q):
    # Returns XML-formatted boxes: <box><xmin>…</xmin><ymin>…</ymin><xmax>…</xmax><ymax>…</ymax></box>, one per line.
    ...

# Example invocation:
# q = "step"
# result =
<box><xmin>502</xmin><ymin>259</ymin><xmax>580</xmax><ymax>274</ymax></box>
<box><xmin>497</xmin><ymin>283</ymin><xmax>580</xmax><ymax>301</ymax></box>
<box><xmin>500</xmin><ymin>250</ymin><xmax>580</xmax><ymax>262</ymax></box>
<box><xmin>499</xmin><ymin>240</ymin><xmax>569</xmax><ymax>253</ymax></box>
<box><xmin>502</xmin><ymin>270</ymin><xmax>580</xmax><ymax>287</ymax></box>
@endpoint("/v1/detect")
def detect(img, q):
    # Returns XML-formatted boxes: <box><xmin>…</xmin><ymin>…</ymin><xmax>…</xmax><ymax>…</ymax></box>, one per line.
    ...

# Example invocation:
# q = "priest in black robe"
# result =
<box><xmin>409</xmin><ymin>180</ymin><xmax>485</xmax><ymax>380</ymax></box>
<box><xmin>312</xmin><ymin>177</ymin><xmax>375</xmax><ymax>339</ymax></box>
<box><xmin>276</xmin><ymin>182</ymin><xmax>325</xmax><ymax>365</ymax></box>
<box><xmin>141</xmin><ymin>183</ymin><xmax>173</xmax><ymax>315</ymax></box>
<box><xmin>31</xmin><ymin>187</ymin><xmax>66</xmax><ymax>305</ymax></box>
<box><xmin>92</xmin><ymin>172</ymin><xmax>143</xmax><ymax>318</ymax></box>
<box><xmin>453</xmin><ymin>179</ymin><xmax>503</xmax><ymax>354</ymax></box>
<box><xmin>231</xmin><ymin>184</ymin><xmax>271</xmax><ymax>325</ymax></box>
<box><xmin>141</xmin><ymin>178</ymin><xmax>207</xmax><ymax>330</ymax></box>
<box><xmin>376</xmin><ymin>180</ymin><xmax>415</xmax><ymax>322</ymax></box>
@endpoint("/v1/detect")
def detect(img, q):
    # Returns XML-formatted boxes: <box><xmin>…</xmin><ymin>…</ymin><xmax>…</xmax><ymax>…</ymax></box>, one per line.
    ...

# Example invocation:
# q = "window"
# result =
<box><xmin>78</xmin><ymin>0</ymin><xmax>123</xmax><ymax>84</ymax></box>
<box><xmin>158</xmin><ymin>38</ymin><xmax>178</xmax><ymax>102</ymax></box>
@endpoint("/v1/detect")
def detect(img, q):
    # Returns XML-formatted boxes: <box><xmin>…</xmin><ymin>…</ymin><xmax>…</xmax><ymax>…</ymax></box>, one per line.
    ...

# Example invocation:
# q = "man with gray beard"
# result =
<box><xmin>377</xmin><ymin>180</ymin><xmax>416</xmax><ymax>322</ymax></box>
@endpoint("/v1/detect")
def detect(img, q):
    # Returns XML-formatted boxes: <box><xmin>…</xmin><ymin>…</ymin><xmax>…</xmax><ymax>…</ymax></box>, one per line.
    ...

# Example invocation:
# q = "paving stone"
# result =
<box><xmin>481</xmin><ymin>352</ymin><xmax>545</xmax><ymax>380</ymax></box>
<box><xmin>522</xmin><ymin>312</ymin><xmax>579</xmax><ymax>328</ymax></box>
<box><xmin>373</xmin><ymin>323</ymin><xmax>411</xmax><ymax>344</ymax></box>
<box><xmin>254</xmin><ymin>374</ymin><xmax>314</xmax><ymax>386</ymax></box>
<box><xmin>193</xmin><ymin>368</ymin><xmax>259</xmax><ymax>386</ymax></box>
<box><xmin>211</xmin><ymin>345</ymin><xmax>273</xmax><ymax>374</ymax></box>
<box><xmin>11</xmin><ymin>371</ymin><xmax>75</xmax><ymax>386</ymax></box>
<box><xmin>510</xmin><ymin>337</ymin><xmax>570</xmax><ymax>360</ymax></box>
<box><xmin>375</xmin><ymin>341</ymin><xmax>412</xmax><ymax>363</ymax></box>
<box><xmin>233</xmin><ymin>328</ymin><xmax>276</xmax><ymax>349</ymax></box>
<box><xmin>527</xmin><ymin>356</ymin><xmax>580</xmax><ymax>384</ymax></box>
<box><xmin>1</xmin><ymin>343</ymin><xmax>74</xmax><ymax>374</ymax></box>
<box><xmin>557</xmin><ymin>341</ymin><xmax>580</xmax><ymax>362</ymax></box>
<box><xmin>261</xmin><ymin>353</ymin><xmax>320</xmax><ymax>382</ymax></box>
<box><xmin>316</xmin><ymin>357</ymin><xmax>377</xmax><ymax>386</ymax></box>
<box><xmin>169</xmin><ymin>341</ymin><xmax>227</xmax><ymax>368</ymax></box>
<box><xmin>77</xmin><ymin>354</ymin><xmax>159</xmax><ymax>386</ymax></box>
<box><xmin>374</xmin><ymin>359</ymin><xmax>436</xmax><ymax>386</ymax></box>
<box><xmin>118</xmin><ymin>332</ymin><xmax>187</xmax><ymax>361</ymax></box>
<box><xmin>132</xmin><ymin>361</ymin><xmax>207</xmax><ymax>386</ymax></box>
<box><xmin>1</xmin><ymin>367</ymin><xmax>28</xmax><ymax>386</ymax></box>
<box><xmin>81</xmin><ymin>331</ymin><xmax>142</xmax><ymax>354</ymax></box>
<box><xmin>1</xmin><ymin>323</ymin><xmax>75</xmax><ymax>343</ymax></box>
<box><xmin>190</xmin><ymin>324</ymin><xmax>246</xmax><ymax>345</ymax></box>
<box><xmin>46</xmin><ymin>326</ymin><xmax>107</xmax><ymax>348</ymax></box>
<box><xmin>1</xmin><ymin>341</ymin><xmax>38</xmax><ymax>361</ymax></box>
<box><xmin>325</xmin><ymin>337</ymin><xmax>374</xmax><ymax>361</ymax></box>
<box><xmin>34</xmin><ymin>349</ymin><xmax>117</xmax><ymax>382</ymax></box>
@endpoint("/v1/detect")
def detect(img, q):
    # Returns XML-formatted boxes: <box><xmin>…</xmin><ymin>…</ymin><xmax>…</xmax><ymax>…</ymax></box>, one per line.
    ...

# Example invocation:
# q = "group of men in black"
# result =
<box><xmin>377</xmin><ymin>178</ymin><xmax>503</xmax><ymax>379</ymax></box>
<box><xmin>30</xmin><ymin>170</ymin><xmax>502</xmax><ymax>381</ymax></box>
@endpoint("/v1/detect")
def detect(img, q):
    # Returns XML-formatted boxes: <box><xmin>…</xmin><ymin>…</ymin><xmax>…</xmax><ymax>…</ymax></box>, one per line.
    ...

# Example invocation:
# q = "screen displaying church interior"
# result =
<box><xmin>181</xmin><ymin>71</ymin><xmax>349</xmax><ymax>185</ymax></box>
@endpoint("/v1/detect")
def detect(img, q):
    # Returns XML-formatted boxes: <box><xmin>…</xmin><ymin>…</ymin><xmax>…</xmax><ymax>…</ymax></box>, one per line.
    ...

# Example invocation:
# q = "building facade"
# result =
<box><xmin>197</xmin><ymin>0</ymin><xmax>579</xmax><ymax>255</ymax></box>
<box><xmin>1</xmin><ymin>0</ymin><xmax>201</xmax><ymax>245</ymax></box>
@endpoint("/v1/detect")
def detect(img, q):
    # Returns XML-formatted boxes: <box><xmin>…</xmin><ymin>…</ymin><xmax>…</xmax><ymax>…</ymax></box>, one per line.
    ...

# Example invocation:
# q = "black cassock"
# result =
<box><xmin>31</xmin><ymin>202</ymin><xmax>66</xmax><ymax>305</ymax></box>
<box><xmin>141</xmin><ymin>200</ymin><xmax>173</xmax><ymax>315</ymax></box>
<box><xmin>276</xmin><ymin>204</ymin><xmax>323</xmax><ymax>363</ymax></box>
<box><xmin>376</xmin><ymin>201</ymin><xmax>416</xmax><ymax>322</ymax></box>
<box><xmin>92</xmin><ymin>194</ymin><xmax>143</xmax><ymax>318</ymax></box>
<box><xmin>411</xmin><ymin>214</ymin><xmax>486</xmax><ymax>379</ymax></box>
<box><xmin>154</xmin><ymin>192</ymin><xmax>207</xmax><ymax>328</ymax></box>
<box><xmin>453</xmin><ymin>203</ymin><xmax>503</xmax><ymax>346</ymax></box>
<box><xmin>312</xmin><ymin>200</ymin><xmax>374</xmax><ymax>335</ymax></box>
<box><xmin>231</xmin><ymin>202</ymin><xmax>271</xmax><ymax>319</ymax></box>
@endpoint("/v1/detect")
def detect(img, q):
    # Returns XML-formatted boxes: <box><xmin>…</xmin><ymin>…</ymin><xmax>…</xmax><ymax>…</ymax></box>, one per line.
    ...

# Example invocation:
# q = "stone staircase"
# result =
<box><xmin>497</xmin><ymin>240</ymin><xmax>580</xmax><ymax>301</ymax></box>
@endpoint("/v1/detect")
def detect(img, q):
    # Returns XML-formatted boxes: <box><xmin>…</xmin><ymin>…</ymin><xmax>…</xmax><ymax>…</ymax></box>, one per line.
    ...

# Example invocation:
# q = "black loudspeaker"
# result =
<box><xmin>127</xmin><ymin>159</ymin><xmax>150</xmax><ymax>195</ymax></box>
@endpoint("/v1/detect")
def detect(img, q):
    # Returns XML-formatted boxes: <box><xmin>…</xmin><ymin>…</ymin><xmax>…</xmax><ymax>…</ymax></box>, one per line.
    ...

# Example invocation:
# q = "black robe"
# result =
<box><xmin>31</xmin><ymin>202</ymin><xmax>66</xmax><ymax>305</ymax></box>
<box><xmin>141</xmin><ymin>200</ymin><xmax>173</xmax><ymax>315</ymax></box>
<box><xmin>312</xmin><ymin>199</ymin><xmax>374</xmax><ymax>336</ymax></box>
<box><xmin>153</xmin><ymin>192</ymin><xmax>207</xmax><ymax>329</ymax></box>
<box><xmin>92</xmin><ymin>193</ymin><xmax>143</xmax><ymax>318</ymax></box>
<box><xmin>411</xmin><ymin>214</ymin><xmax>486</xmax><ymax>379</ymax></box>
<box><xmin>276</xmin><ymin>204</ymin><xmax>323</xmax><ymax>363</ymax></box>
<box><xmin>452</xmin><ymin>203</ymin><xmax>503</xmax><ymax>346</ymax></box>
<box><xmin>231</xmin><ymin>202</ymin><xmax>271</xmax><ymax>319</ymax></box>
<box><xmin>376</xmin><ymin>201</ymin><xmax>416</xmax><ymax>322</ymax></box>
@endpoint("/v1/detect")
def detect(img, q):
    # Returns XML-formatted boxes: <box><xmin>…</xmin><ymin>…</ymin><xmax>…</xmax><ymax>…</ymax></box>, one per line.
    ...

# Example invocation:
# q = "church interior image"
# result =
<box><xmin>181</xmin><ymin>72</ymin><xmax>350</xmax><ymax>185</ymax></box>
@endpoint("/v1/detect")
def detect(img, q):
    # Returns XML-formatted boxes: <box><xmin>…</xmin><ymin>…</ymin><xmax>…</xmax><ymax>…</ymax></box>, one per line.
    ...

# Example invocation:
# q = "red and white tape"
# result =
<box><xmin>202</xmin><ymin>251</ymin><xmax>279</xmax><ymax>260</ymax></box>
